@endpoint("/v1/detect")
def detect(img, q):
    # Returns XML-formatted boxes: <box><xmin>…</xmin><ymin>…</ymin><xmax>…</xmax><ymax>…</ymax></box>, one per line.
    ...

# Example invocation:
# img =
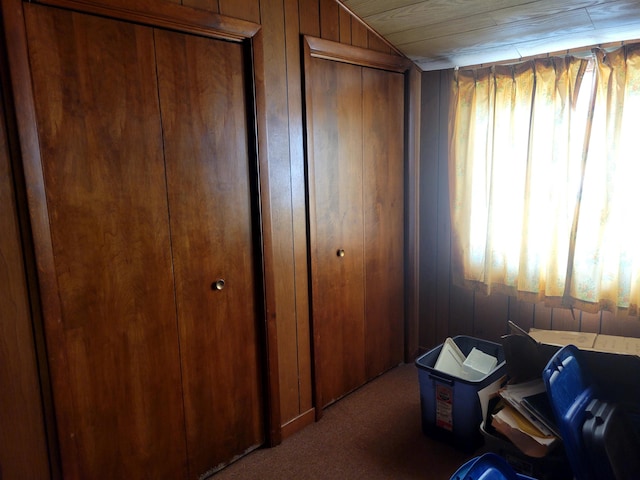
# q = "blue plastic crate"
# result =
<box><xmin>450</xmin><ymin>453</ymin><xmax>538</xmax><ymax>480</ymax></box>
<box><xmin>543</xmin><ymin>344</ymin><xmax>640</xmax><ymax>480</ymax></box>
<box><xmin>416</xmin><ymin>336</ymin><xmax>506</xmax><ymax>451</ymax></box>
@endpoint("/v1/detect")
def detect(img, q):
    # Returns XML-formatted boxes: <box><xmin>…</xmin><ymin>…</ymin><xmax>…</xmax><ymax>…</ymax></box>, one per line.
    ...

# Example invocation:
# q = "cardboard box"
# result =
<box><xmin>506</xmin><ymin>328</ymin><xmax>640</xmax><ymax>404</ymax></box>
<box><xmin>528</xmin><ymin>329</ymin><xmax>640</xmax><ymax>356</ymax></box>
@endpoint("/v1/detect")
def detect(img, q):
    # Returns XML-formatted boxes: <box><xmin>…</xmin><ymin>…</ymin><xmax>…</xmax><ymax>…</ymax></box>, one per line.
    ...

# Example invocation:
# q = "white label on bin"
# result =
<box><xmin>436</xmin><ymin>385</ymin><xmax>453</xmax><ymax>431</ymax></box>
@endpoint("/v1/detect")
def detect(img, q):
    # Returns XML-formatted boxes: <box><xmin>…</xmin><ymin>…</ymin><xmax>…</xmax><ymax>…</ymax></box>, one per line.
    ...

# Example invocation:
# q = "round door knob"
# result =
<box><xmin>337</xmin><ymin>249</ymin><xmax>345</xmax><ymax>257</ymax></box>
<box><xmin>212</xmin><ymin>279</ymin><xmax>225</xmax><ymax>291</ymax></box>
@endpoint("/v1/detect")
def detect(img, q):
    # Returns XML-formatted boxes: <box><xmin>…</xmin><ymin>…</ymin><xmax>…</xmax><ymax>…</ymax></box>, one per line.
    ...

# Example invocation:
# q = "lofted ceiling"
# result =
<box><xmin>340</xmin><ymin>0</ymin><xmax>640</xmax><ymax>71</ymax></box>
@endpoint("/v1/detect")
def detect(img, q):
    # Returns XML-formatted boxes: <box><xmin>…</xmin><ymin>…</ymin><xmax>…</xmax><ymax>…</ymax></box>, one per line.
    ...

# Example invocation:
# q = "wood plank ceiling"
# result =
<box><xmin>340</xmin><ymin>0</ymin><xmax>640</xmax><ymax>71</ymax></box>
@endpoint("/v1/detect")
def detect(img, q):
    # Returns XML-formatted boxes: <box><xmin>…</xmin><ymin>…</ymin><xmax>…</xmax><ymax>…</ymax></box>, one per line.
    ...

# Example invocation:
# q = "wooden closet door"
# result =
<box><xmin>362</xmin><ymin>68</ymin><xmax>405</xmax><ymax>379</ymax></box>
<box><xmin>0</xmin><ymin>68</ymin><xmax>50</xmax><ymax>480</ymax></box>
<box><xmin>155</xmin><ymin>31</ymin><xmax>265</xmax><ymax>477</ymax></box>
<box><xmin>306</xmin><ymin>57</ymin><xmax>366</xmax><ymax>409</ymax></box>
<box><xmin>305</xmin><ymin>38</ymin><xmax>407</xmax><ymax>413</ymax></box>
<box><xmin>24</xmin><ymin>6</ymin><xmax>188</xmax><ymax>478</ymax></box>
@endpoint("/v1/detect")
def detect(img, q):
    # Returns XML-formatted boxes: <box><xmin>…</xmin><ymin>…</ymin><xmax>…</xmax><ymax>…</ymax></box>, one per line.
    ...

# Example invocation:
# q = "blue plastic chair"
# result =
<box><xmin>542</xmin><ymin>345</ymin><xmax>596</xmax><ymax>480</ymax></box>
<box><xmin>450</xmin><ymin>453</ymin><xmax>537</xmax><ymax>480</ymax></box>
<box><xmin>543</xmin><ymin>344</ymin><xmax>640</xmax><ymax>480</ymax></box>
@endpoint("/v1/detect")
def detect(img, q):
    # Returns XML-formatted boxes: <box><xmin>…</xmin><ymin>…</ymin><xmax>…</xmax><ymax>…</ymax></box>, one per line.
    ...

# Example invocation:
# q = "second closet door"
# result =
<box><xmin>305</xmin><ymin>43</ymin><xmax>405</xmax><ymax>411</ymax></box>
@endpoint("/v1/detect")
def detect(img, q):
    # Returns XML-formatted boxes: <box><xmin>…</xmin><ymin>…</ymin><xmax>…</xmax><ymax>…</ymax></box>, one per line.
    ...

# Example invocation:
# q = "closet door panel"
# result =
<box><xmin>0</xmin><ymin>72</ymin><xmax>50</xmax><ymax>480</ymax></box>
<box><xmin>362</xmin><ymin>68</ymin><xmax>405</xmax><ymax>378</ymax></box>
<box><xmin>24</xmin><ymin>6</ymin><xmax>187</xmax><ymax>478</ymax></box>
<box><xmin>305</xmin><ymin>38</ymin><xmax>408</xmax><ymax>414</ymax></box>
<box><xmin>155</xmin><ymin>30</ymin><xmax>264</xmax><ymax>476</ymax></box>
<box><xmin>306</xmin><ymin>57</ymin><xmax>366</xmax><ymax>407</ymax></box>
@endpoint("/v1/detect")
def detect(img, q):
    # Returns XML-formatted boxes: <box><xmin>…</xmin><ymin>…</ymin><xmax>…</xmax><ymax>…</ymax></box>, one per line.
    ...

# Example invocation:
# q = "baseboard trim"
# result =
<box><xmin>280</xmin><ymin>408</ymin><xmax>316</xmax><ymax>440</ymax></box>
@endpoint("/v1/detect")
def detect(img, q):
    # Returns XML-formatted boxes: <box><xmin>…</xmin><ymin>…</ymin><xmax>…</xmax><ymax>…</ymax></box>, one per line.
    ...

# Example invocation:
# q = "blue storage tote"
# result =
<box><xmin>416</xmin><ymin>336</ymin><xmax>506</xmax><ymax>451</ymax></box>
<box><xmin>543</xmin><ymin>344</ymin><xmax>640</xmax><ymax>480</ymax></box>
<box><xmin>450</xmin><ymin>453</ymin><xmax>538</xmax><ymax>480</ymax></box>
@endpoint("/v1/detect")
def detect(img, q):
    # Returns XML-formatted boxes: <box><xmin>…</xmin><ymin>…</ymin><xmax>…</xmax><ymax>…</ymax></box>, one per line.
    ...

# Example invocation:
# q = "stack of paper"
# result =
<box><xmin>434</xmin><ymin>338</ymin><xmax>467</xmax><ymax>377</ymax></box>
<box><xmin>463</xmin><ymin>347</ymin><xmax>498</xmax><ymax>379</ymax></box>
<box><xmin>434</xmin><ymin>338</ymin><xmax>499</xmax><ymax>381</ymax></box>
<box><xmin>492</xmin><ymin>379</ymin><xmax>560</xmax><ymax>457</ymax></box>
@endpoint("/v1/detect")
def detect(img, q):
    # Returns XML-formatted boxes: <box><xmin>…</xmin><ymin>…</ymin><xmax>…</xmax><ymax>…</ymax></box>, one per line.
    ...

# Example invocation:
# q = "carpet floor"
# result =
<box><xmin>211</xmin><ymin>363</ymin><xmax>476</xmax><ymax>479</ymax></box>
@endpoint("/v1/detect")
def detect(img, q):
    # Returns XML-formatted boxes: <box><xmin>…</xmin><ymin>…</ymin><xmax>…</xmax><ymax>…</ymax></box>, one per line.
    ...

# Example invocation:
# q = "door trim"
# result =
<box><xmin>304</xmin><ymin>35</ymin><xmax>412</xmax><ymax>73</ymax></box>
<box><xmin>30</xmin><ymin>0</ymin><xmax>261</xmax><ymax>42</ymax></box>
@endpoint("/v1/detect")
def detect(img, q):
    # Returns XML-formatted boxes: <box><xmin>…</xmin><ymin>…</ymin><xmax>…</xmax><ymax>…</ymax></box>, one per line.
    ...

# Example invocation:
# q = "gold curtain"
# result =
<box><xmin>570</xmin><ymin>45</ymin><xmax>640</xmax><ymax>315</ymax></box>
<box><xmin>449</xmin><ymin>45</ymin><xmax>640</xmax><ymax>316</ymax></box>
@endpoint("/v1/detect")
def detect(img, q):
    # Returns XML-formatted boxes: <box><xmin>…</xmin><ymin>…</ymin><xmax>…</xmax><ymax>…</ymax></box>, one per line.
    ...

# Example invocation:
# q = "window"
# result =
<box><xmin>449</xmin><ymin>45</ymin><xmax>640</xmax><ymax>317</ymax></box>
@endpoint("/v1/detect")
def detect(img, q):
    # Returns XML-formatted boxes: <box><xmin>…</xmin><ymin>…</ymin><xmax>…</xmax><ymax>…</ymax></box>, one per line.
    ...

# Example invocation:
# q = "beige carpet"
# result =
<box><xmin>211</xmin><ymin>363</ymin><xmax>475</xmax><ymax>479</ymax></box>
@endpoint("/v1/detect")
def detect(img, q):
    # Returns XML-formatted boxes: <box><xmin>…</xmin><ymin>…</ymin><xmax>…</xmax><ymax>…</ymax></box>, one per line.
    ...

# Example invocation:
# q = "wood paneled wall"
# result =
<box><xmin>174</xmin><ymin>0</ymin><xmax>420</xmax><ymax>438</ymax></box>
<box><xmin>0</xmin><ymin>2</ymin><xmax>418</xmax><ymax>475</ymax></box>
<box><xmin>419</xmin><ymin>69</ymin><xmax>640</xmax><ymax>352</ymax></box>
<box><xmin>195</xmin><ymin>0</ymin><xmax>404</xmax><ymax>437</ymax></box>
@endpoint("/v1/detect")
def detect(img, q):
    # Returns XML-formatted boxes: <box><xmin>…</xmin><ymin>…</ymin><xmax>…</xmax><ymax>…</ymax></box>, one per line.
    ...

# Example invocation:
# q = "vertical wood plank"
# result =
<box><xmin>448</xmin><ymin>286</ymin><xmax>474</xmax><ymax>340</ymax></box>
<box><xmin>299</xmin><ymin>0</ymin><xmax>320</xmax><ymax>36</ymax></box>
<box><xmin>220</xmin><ymin>0</ymin><xmax>260</xmax><ymax>23</ymax></box>
<box><xmin>259</xmin><ymin>0</ymin><xmax>302</xmax><ymax>429</ymax></box>
<box><xmin>509</xmin><ymin>299</ymin><xmax>535</xmax><ymax>333</ymax></box>
<box><xmin>319</xmin><ymin>0</ymin><xmax>339</xmax><ymax>41</ymax></box>
<box><xmin>621</xmin><ymin>318</ymin><xmax>640</xmax><ymax>337</ymax></box>
<box><xmin>532</xmin><ymin>303</ymin><xmax>553</xmax><ymax>330</ymax></box>
<box><xmin>617</xmin><ymin>313</ymin><xmax>640</xmax><ymax>337</ymax></box>
<box><xmin>473</xmin><ymin>293</ymin><xmax>509</xmax><ymax>342</ymax></box>
<box><xmin>351</xmin><ymin>17</ymin><xmax>368</xmax><ymax>48</ymax></box>
<box><xmin>283</xmin><ymin>0</ymin><xmax>314</xmax><ymax>420</ymax></box>
<box><xmin>436</xmin><ymin>70</ymin><xmax>454</xmax><ymax>344</ymax></box>
<box><xmin>580</xmin><ymin>310</ymin><xmax>602</xmax><ymax>333</ymax></box>
<box><xmin>551</xmin><ymin>307</ymin><xmax>580</xmax><ymax>332</ymax></box>
<box><xmin>338</xmin><ymin>4</ymin><xmax>351</xmax><ymax>44</ymax></box>
<box><xmin>601</xmin><ymin>311</ymin><xmax>640</xmax><ymax>337</ymax></box>
<box><xmin>181</xmin><ymin>0</ymin><xmax>219</xmax><ymax>12</ymax></box>
<box><xmin>250</xmin><ymin>24</ymin><xmax>284</xmax><ymax>447</ymax></box>
<box><xmin>405</xmin><ymin>64</ymin><xmax>421</xmax><ymax>360</ymax></box>
<box><xmin>367</xmin><ymin>31</ymin><xmax>392</xmax><ymax>53</ymax></box>
<box><xmin>419</xmin><ymin>70</ymin><xmax>440</xmax><ymax>350</ymax></box>
<box><xmin>600</xmin><ymin>310</ymin><xmax>618</xmax><ymax>335</ymax></box>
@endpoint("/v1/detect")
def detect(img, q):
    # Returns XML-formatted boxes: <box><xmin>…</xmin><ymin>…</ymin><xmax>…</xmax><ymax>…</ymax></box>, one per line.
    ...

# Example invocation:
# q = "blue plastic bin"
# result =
<box><xmin>543</xmin><ymin>344</ymin><xmax>640</xmax><ymax>480</ymax></box>
<box><xmin>416</xmin><ymin>336</ymin><xmax>506</xmax><ymax>451</ymax></box>
<box><xmin>450</xmin><ymin>453</ymin><xmax>538</xmax><ymax>480</ymax></box>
